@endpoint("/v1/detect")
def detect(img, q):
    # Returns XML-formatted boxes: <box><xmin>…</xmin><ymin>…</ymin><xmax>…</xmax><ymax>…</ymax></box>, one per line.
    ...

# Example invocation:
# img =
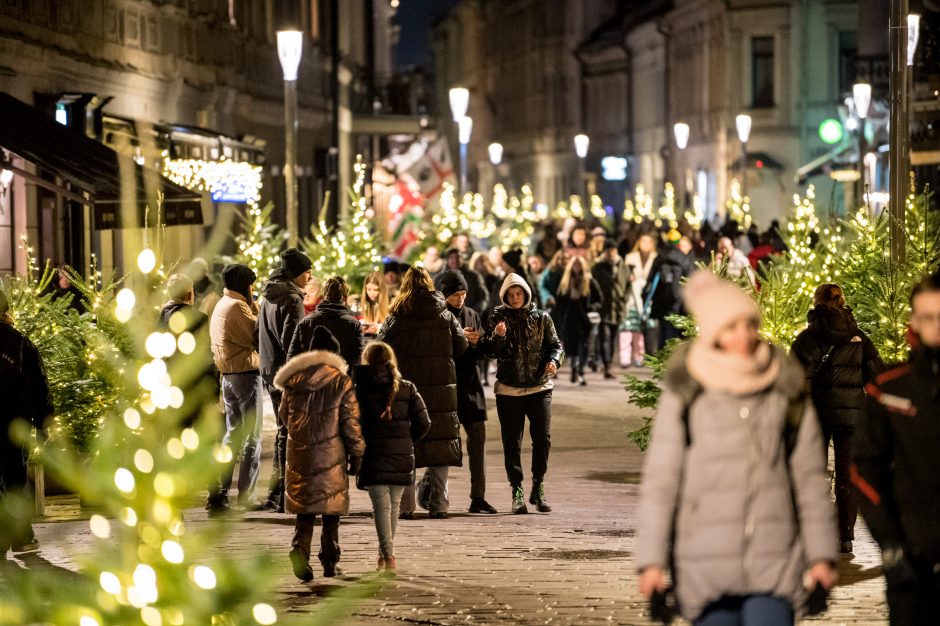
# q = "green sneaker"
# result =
<box><xmin>511</xmin><ymin>485</ymin><xmax>528</xmax><ymax>514</ymax></box>
<box><xmin>529</xmin><ymin>479</ymin><xmax>552</xmax><ymax>513</ymax></box>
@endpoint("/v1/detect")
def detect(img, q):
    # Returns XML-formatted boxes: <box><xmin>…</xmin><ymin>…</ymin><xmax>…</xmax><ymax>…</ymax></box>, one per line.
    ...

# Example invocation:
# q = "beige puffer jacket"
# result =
<box><xmin>636</xmin><ymin>343</ymin><xmax>837</xmax><ymax>620</ymax></box>
<box><xmin>209</xmin><ymin>290</ymin><xmax>259</xmax><ymax>374</ymax></box>
<box><xmin>275</xmin><ymin>350</ymin><xmax>365</xmax><ymax>516</ymax></box>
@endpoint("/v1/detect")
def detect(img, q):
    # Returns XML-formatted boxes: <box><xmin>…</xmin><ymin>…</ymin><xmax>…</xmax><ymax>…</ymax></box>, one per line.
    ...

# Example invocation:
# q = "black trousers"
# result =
<box><xmin>495</xmin><ymin>390</ymin><xmax>552</xmax><ymax>487</ymax></box>
<box><xmin>887</xmin><ymin>570</ymin><xmax>940</xmax><ymax>626</ymax></box>
<box><xmin>292</xmin><ymin>513</ymin><xmax>341</xmax><ymax>566</ymax></box>
<box><xmin>263</xmin><ymin>379</ymin><xmax>286</xmax><ymax>508</ymax></box>
<box><xmin>597</xmin><ymin>322</ymin><xmax>618</xmax><ymax>368</ymax></box>
<box><xmin>822</xmin><ymin>428</ymin><xmax>856</xmax><ymax>542</ymax></box>
<box><xmin>0</xmin><ymin>465</ymin><xmax>35</xmax><ymax>552</ymax></box>
<box><xmin>462</xmin><ymin>420</ymin><xmax>487</xmax><ymax>499</ymax></box>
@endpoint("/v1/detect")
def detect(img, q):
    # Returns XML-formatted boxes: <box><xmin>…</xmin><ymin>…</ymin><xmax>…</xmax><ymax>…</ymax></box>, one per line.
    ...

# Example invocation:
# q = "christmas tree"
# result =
<box><xmin>220</xmin><ymin>202</ymin><xmax>288</xmax><ymax>282</ymax></box>
<box><xmin>303</xmin><ymin>158</ymin><xmax>383</xmax><ymax>288</ymax></box>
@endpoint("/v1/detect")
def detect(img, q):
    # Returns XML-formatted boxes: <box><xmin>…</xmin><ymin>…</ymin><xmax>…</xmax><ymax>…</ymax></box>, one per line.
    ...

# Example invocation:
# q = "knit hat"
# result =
<box><xmin>591</xmin><ymin>226</ymin><xmax>607</xmax><ymax>239</ymax></box>
<box><xmin>166</xmin><ymin>273</ymin><xmax>194</xmax><ymax>302</ymax></box>
<box><xmin>221</xmin><ymin>264</ymin><xmax>257</xmax><ymax>300</ymax></box>
<box><xmin>280</xmin><ymin>247</ymin><xmax>312</xmax><ymax>278</ymax></box>
<box><xmin>310</xmin><ymin>326</ymin><xmax>341</xmax><ymax>354</ymax></box>
<box><xmin>439</xmin><ymin>270</ymin><xmax>468</xmax><ymax>297</ymax></box>
<box><xmin>499</xmin><ymin>273</ymin><xmax>532</xmax><ymax>306</ymax></box>
<box><xmin>603</xmin><ymin>238</ymin><xmax>617</xmax><ymax>251</ymax></box>
<box><xmin>683</xmin><ymin>271</ymin><xmax>760</xmax><ymax>346</ymax></box>
<box><xmin>383</xmin><ymin>260</ymin><xmax>400</xmax><ymax>274</ymax></box>
<box><xmin>502</xmin><ymin>249</ymin><xmax>523</xmax><ymax>269</ymax></box>
<box><xmin>666</xmin><ymin>229</ymin><xmax>682</xmax><ymax>244</ymax></box>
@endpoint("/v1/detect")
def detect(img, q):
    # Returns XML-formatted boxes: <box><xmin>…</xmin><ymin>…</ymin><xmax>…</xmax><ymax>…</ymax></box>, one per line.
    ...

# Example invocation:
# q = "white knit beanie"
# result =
<box><xmin>684</xmin><ymin>271</ymin><xmax>760</xmax><ymax>346</ymax></box>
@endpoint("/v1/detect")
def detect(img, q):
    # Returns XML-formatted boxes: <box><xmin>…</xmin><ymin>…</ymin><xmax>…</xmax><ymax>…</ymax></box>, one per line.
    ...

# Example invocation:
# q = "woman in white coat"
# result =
<box><xmin>621</xmin><ymin>234</ymin><xmax>658</xmax><ymax>366</ymax></box>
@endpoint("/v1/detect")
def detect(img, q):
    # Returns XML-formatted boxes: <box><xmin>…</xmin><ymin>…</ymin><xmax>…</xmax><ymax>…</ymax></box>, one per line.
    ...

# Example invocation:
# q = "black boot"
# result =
<box><xmin>511</xmin><ymin>485</ymin><xmax>528</xmax><ymax>514</ymax></box>
<box><xmin>529</xmin><ymin>479</ymin><xmax>552</xmax><ymax>512</ymax></box>
<box><xmin>289</xmin><ymin>548</ymin><xmax>314</xmax><ymax>582</ymax></box>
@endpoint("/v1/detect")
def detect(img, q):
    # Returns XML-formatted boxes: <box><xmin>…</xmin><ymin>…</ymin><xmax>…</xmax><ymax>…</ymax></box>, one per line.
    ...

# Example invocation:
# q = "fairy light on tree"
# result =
<box><xmin>725</xmin><ymin>178</ymin><xmax>752</xmax><ymax>230</ymax></box>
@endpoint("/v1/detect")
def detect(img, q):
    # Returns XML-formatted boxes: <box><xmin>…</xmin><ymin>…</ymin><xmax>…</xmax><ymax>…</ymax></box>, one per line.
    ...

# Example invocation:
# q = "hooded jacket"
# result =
<box><xmin>258</xmin><ymin>269</ymin><xmax>305</xmax><ymax>378</ymax></box>
<box><xmin>591</xmin><ymin>257</ymin><xmax>629</xmax><ymax>325</ymax></box>
<box><xmin>378</xmin><ymin>290</ymin><xmax>468</xmax><ymax>468</ymax></box>
<box><xmin>636</xmin><ymin>342</ymin><xmax>837</xmax><ymax>620</ymax></box>
<box><xmin>288</xmin><ymin>300</ymin><xmax>363</xmax><ymax>369</ymax></box>
<box><xmin>353</xmin><ymin>364</ymin><xmax>432</xmax><ymax>486</ymax></box>
<box><xmin>791</xmin><ymin>306</ymin><xmax>882</xmax><ymax>430</ymax></box>
<box><xmin>487</xmin><ymin>274</ymin><xmax>564</xmax><ymax>390</ymax></box>
<box><xmin>447</xmin><ymin>303</ymin><xmax>489</xmax><ymax>423</ymax></box>
<box><xmin>209</xmin><ymin>289</ymin><xmax>260</xmax><ymax>374</ymax></box>
<box><xmin>274</xmin><ymin>350</ymin><xmax>365</xmax><ymax>516</ymax></box>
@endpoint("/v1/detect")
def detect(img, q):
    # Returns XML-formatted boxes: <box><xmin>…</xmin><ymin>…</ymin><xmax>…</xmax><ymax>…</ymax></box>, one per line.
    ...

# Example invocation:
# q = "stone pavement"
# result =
<box><xmin>22</xmin><ymin>367</ymin><xmax>889</xmax><ymax>625</ymax></box>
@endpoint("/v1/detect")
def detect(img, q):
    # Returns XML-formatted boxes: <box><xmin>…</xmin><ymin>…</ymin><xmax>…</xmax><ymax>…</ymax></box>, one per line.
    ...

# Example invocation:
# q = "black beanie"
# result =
<box><xmin>310</xmin><ymin>325</ymin><xmax>341</xmax><ymax>354</ymax></box>
<box><xmin>503</xmin><ymin>249</ymin><xmax>523</xmax><ymax>269</ymax></box>
<box><xmin>222</xmin><ymin>264</ymin><xmax>257</xmax><ymax>300</ymax></box>
<box><xmin>603</xmin><ymin>238</ymin><xmax>618</xmax><ymax>251</ymax></box>
<box><xmin>439</xmin><ymin>270</ymin><xmax>468</xmax><ymax>297</ymax></box>
<box><xmin>280</xmin><ymin>247</ymin><xmax>312</xmax><ymax>278</ymax></box>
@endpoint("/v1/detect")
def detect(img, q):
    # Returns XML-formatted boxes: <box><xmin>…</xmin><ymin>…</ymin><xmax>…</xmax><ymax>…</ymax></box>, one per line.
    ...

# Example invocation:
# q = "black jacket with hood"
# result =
<box><xmin>791</xmin><ymin>306</ymin><xmax>882</xmax><ymax>430</ymax></box>
<box><xmin>446</xmin><ymin>303</ymin><xmax>489</xmax><ymax>423</ymax></box>
<box><xmin>378</xmin><ymin>290</ymin><xmax>468</xmax><ymax>467</ymax></box>
<box><xmin>487</xmin><ymin>274</ymin><xmax>564</xmax><ymax>390</ymax></box>
<box><xmin>353</xmin><ymin>364</ymin><xmax>432</xmax><ymax>486</ymax></box>
<box><xmin>258</xmin><ymin>269</ymin><xmax>305</xmax><ymax>379</ymax></box>
<box><xmin>289</xmin><ymin>300</ymin><xmax>363</xmax><ymax>369</ymax></box>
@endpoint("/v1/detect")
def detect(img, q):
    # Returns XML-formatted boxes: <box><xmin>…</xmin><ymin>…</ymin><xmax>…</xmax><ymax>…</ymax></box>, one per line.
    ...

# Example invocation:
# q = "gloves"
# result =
<box><xmin>347</xmin><ymin>457</ymin><xmax>362</xmax><ymax>476</ymax></box>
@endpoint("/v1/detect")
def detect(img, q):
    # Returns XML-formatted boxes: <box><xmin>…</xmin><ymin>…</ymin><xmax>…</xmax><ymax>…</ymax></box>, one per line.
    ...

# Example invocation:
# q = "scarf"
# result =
<box><xmin>686</xmin><ymin>339</ymin><xmax>780</xmax><ymax>396</ymax></box>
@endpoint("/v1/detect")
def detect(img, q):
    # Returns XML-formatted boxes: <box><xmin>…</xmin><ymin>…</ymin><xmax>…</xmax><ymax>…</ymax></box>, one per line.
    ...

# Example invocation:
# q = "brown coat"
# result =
<box><xmin>275</xmin><ymin>350</ymin><xmax>365</xmax><ymax>516</ymax></box>
<box><xmin>209</xmin><ymin>289</ymin><xmax>260</xmax><ymax>374</ymax></box>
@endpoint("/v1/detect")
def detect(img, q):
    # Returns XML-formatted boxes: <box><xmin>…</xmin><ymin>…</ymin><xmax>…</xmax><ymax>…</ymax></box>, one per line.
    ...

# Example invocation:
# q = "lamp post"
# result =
<box><xmin>574</xmin><ymin>133</ymin><xmax>589</xmax><ymax>197</ymax></box>
<box><xmin>673</xmin><ymin>122</ymin><xmax>690</xmax><ymax>211</ymax></box>
<box><xmin>853</xmin><ymin>82</ymin><xmax>872</xmax><ymax>206</ymax></box>
<box><xmin>449</xmin><ymin>87</ymin><xmax>470</xmax><ymax>195</ymax></box>
<box><xmin>458</xmin><ymin>116</ymin><xmax>473</xmax><ymax>195</ymax></box>
<box><xmin>735</xmin><ymin>114</ymin><xmax>752</xmax><ymax>199</ymax></box>
<box><xmin>277</xmin><ymin>30</ymin><xmax>303</xmax><ymax>246</ymax></box>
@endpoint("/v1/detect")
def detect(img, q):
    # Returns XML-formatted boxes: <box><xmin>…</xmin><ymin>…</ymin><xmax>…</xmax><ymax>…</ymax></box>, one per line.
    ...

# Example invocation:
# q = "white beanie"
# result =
<box><xmin>499</xmin><ymin>273</ymin><xmax>532</xmax><ymax>306</ymax></box>
<box><xmin>684</xmin><ymin>271</ymin><xmax>760</xmax><ymax>346</ymax></box>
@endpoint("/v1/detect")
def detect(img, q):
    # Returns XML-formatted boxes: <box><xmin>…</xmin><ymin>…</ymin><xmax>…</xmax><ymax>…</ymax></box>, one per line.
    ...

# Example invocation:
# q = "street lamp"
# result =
<box><xmin>458</xmin><ymin>116</ymin><xmax>473</xmax><ymax>195</ymax></box>
<box><xmin>735</xmin><ymin>114</ymin><xmax>752</xmax><ymax>198</ymax></box>
<box><xmin>449</xmin><ymin>87</ymin><xmax>470</xmax><ymax>194</ymax></box>
<box><xmin>673</xmin><ymin>122</ymin><xmax>690</xmax><ymax>210</ymax></box>
<box><xmin>853</xmin><ymin>82</ymin><xmax>872</xmax><ymax>203</ymax></box>
<box><xmin>277</xmin><ymin>30</ymin><xmax>303</xmax><ymax>245</ymax></box>
<box><xmin>574</xmin><ymin>134</ymin><xmax>589</xmax><ymax>197</ymax></box>
<box><xmin>488</xmin><ymin>142</ymin><xmax>503</xmax><ymax>166</ymax></box>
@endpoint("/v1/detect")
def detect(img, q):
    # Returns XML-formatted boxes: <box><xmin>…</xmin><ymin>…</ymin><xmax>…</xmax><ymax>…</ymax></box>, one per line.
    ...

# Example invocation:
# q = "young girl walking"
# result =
<box><xmin>354</xmin><ymin>341</ymin><xmax>431</xmax><ymax>573</ymax></box>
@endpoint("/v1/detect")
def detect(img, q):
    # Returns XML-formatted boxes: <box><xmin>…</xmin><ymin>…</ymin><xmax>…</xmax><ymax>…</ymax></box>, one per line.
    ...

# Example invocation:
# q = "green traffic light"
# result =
<box><xmin>818</xmin><ymin>118</ymin><xmax>844</xmax><ymax>145</ymax></box>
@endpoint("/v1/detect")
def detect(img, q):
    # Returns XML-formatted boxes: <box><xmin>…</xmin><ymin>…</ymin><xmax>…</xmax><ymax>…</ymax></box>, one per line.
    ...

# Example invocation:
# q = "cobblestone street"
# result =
<box><xmin>24</xmin><ymin>368</ymin><xmax>889</xmax><ymax>625</ymax></box>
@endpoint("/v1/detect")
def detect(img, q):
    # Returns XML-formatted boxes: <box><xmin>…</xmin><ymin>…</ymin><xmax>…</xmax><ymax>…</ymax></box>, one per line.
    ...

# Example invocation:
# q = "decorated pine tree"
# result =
<box><xmin>725</xmin><ymin>178</ymin><xmax>752</xmax><ymax>230</ymax></box>
<box><xmin>303</xmin><ymin>158</ymin><xmax>383</xmax><ymax>287</ymax></box>
<box><xmin>220</xmin><ymin>202</ymin><xmax>288</xmax><ymax>281</ymax></box>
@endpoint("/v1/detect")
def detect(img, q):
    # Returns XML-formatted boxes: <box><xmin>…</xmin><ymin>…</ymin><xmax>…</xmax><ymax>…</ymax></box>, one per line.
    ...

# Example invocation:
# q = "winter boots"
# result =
<box><xmin>511</xmin><ymin>485</ymin><xmax>528</xmax><ymax>514</ymax></box>
<box><xmin>529</xmin><ymin>479</ymin><xmax>552</xmax><ymax>512</ymax></box>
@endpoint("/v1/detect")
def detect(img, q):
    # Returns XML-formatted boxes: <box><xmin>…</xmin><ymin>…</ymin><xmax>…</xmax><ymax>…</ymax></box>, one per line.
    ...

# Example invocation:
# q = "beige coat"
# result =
<box><xmin>636</xmin><ymin>344</ymin><xmax>837</xmax><ymax>620</ymax></box>
<box><xmin>209</xmin><ymin>290</ymin><xmax>260</xmax><ymax>374</ymax></box>
<box><xmin>275</xmin><ymin>350</ymin><xmax>365</xmax><ymax>516</ymax></box>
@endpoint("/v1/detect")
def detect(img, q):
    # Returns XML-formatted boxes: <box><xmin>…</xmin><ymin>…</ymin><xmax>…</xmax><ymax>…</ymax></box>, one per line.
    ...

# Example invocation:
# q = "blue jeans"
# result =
<box><xmin>218</xmin><ymin>372</ymin><xmax>262</xmax><ymax>504</ymax></box>
<box><xmin>368</xmin><ymin>485</ymin><xmax>405</xmax><ymax>558</ymax></box>
<box><xmin>695</xmin><ymin>594</ymin><xmax>793</xmax><ymax>626</ymax></box>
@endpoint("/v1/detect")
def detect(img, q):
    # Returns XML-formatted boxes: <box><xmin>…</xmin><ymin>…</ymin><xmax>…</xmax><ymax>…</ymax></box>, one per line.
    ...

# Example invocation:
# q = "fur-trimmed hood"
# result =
<box><xmin>664</xmin><ymin>340</ymin><xmax>805</xmax><ymax>402</ymax></box>
<box><xmin>274</xmin><ymin>350</ymin><xmax>349</xmax><ymax>391</ymax></box>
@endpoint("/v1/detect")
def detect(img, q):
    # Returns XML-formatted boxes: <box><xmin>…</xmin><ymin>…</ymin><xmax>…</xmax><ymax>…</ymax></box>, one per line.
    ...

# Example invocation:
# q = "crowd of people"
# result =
<box><xmin>1</xmin><ymin>211</ymin><xmax>939</xmax><ymax>626</ymax></box>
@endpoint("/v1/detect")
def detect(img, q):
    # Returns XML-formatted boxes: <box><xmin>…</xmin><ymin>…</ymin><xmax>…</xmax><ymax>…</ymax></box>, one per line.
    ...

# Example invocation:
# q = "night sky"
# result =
<box><xmin>394</xmin><ymin>0</ymin><xmax>461</xmax><ymax>69</ymax></box>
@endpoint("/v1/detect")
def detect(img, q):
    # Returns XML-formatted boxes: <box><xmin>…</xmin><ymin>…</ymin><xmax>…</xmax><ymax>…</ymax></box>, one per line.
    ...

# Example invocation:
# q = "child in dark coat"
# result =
<box><xmin>353</xmin><ymin>341</ymin><xmax>431</xmax><ymax>574</ymax></box>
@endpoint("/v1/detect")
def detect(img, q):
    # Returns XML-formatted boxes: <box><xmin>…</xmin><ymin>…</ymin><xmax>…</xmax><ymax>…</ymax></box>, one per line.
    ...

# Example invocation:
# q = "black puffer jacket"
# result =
<box><xmin>791</xmin><ymin>306</ymin><xmax>882</xmax><ymax>430</ymax></box>
<box><xmin>288</xmin><ymin>300</ymin><xmax>363</xmax><ymax>368</ymax></box>
<box><xmin>553</xmin><ymin>278</ymin><xmax>603</xmax><ymax>343</ymax></box>
<box><xmin>353</xmin><ymin>364</ymin><xmax>432</xmax><ymax>487</ymax></box>
<box><xmin>447</xmin><ymin>304</ymin><xmax>488</xmax><ymax>423</ymax></box>
<box><xmin>258</xmin><ymin>270</ymin><xmax>305</xmax><ymax>378</ymax></box>
<box><xmin>486</xmin><ymin>275</ymin><xmax>564</xmax><ymax>389</ymax></box>
<box><xmin>378</xmin><ymin>290</ymin><xmax>468</xmax><ymax>467</ymax></box>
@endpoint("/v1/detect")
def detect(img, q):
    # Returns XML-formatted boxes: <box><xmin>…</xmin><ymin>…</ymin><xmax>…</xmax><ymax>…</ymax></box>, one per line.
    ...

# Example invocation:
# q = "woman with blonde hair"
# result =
<box><xmin>353</xmin><ymin>341</ymin><xmax>431</xmax><ymax>573</ymax></box>
<box><xmin>622</xmin><ymin>233</ymin><xmax>659</xmax><ymax>366</ymax></box>
<box><xmin>554</xmin><ymin>256</ymin><xmax>603</xmax><ymax>385</ymax></box>
<box><xmin>379</xmin><ymin>266</ymin><xmax>468</xmax><ymax>518</ymax></box>
<box><xmin>360</xmin><ymin>271</ymin><xmax>390</xmax><ymax>336</ymax></box>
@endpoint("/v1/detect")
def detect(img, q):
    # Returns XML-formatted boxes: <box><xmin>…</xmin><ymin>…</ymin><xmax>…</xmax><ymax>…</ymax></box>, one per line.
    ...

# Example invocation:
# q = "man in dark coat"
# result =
<box><xmin>0</xmin><ymin>290</ymin><xmax>53</xmax><ymax>554</ymax></box>
<box><xmin>591</xmin><ymin>240</ymin><xmax>629</xmax><ymax>379</ymax></box>
<box><xmin>258</xmin><ymin>248</ymin><xmax>312</xmax><ymax>511</ymax></box>
<box><xmin>440</xmin><ymin>270</ymin><xmax>498</xmax><ymax>514</ymax></box>
<box><xmin>378</xmin><ymin>266</ymin><xmax>468</xmax><ymax>518</ymax></box>
<box><xmin>436</xmin><ymin>248</ymin><xmax>489</xmax><ymax>317</ymax></box>
<box><xmin>661</xmin><ymin>236</ymin><xmax>697</xmax><ymax>341</ymax></box>
<box><xmin>289</xmin><ymin>276</ymin><xmax>363</xmax><ymax>368</ymax></box>
<box><xmin>852</xmin><ymin>273</ymin><xmax>940</xmax><ymax>625</ymax></box>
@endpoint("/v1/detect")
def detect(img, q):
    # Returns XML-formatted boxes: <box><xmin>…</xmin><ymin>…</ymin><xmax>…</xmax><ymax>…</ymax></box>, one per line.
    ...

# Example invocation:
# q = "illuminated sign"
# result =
<box><xmin>601</xmin><ymin>156</ymin><xmax>628</xmax><ymax>181</ymax></box>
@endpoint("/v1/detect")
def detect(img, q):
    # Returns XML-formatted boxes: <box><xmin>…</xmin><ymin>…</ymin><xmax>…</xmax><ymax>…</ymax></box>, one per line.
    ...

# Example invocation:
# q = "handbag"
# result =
<box><xmin>587</xmin><ymin>311</ymin><xmax>601</xmax><ymax>325</ymax></box>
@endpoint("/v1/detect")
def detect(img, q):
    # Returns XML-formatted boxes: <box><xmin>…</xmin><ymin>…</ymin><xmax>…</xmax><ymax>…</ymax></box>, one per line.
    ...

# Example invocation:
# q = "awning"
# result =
<box><xmin>0</xmin><ymin>92</ymin><xmax>205</xmax><ymax>229</ymax></box>
<box><xmin>728</xmin><ymin>151</ymin><xmax>785</xmax><ymax>172</ymax></box>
